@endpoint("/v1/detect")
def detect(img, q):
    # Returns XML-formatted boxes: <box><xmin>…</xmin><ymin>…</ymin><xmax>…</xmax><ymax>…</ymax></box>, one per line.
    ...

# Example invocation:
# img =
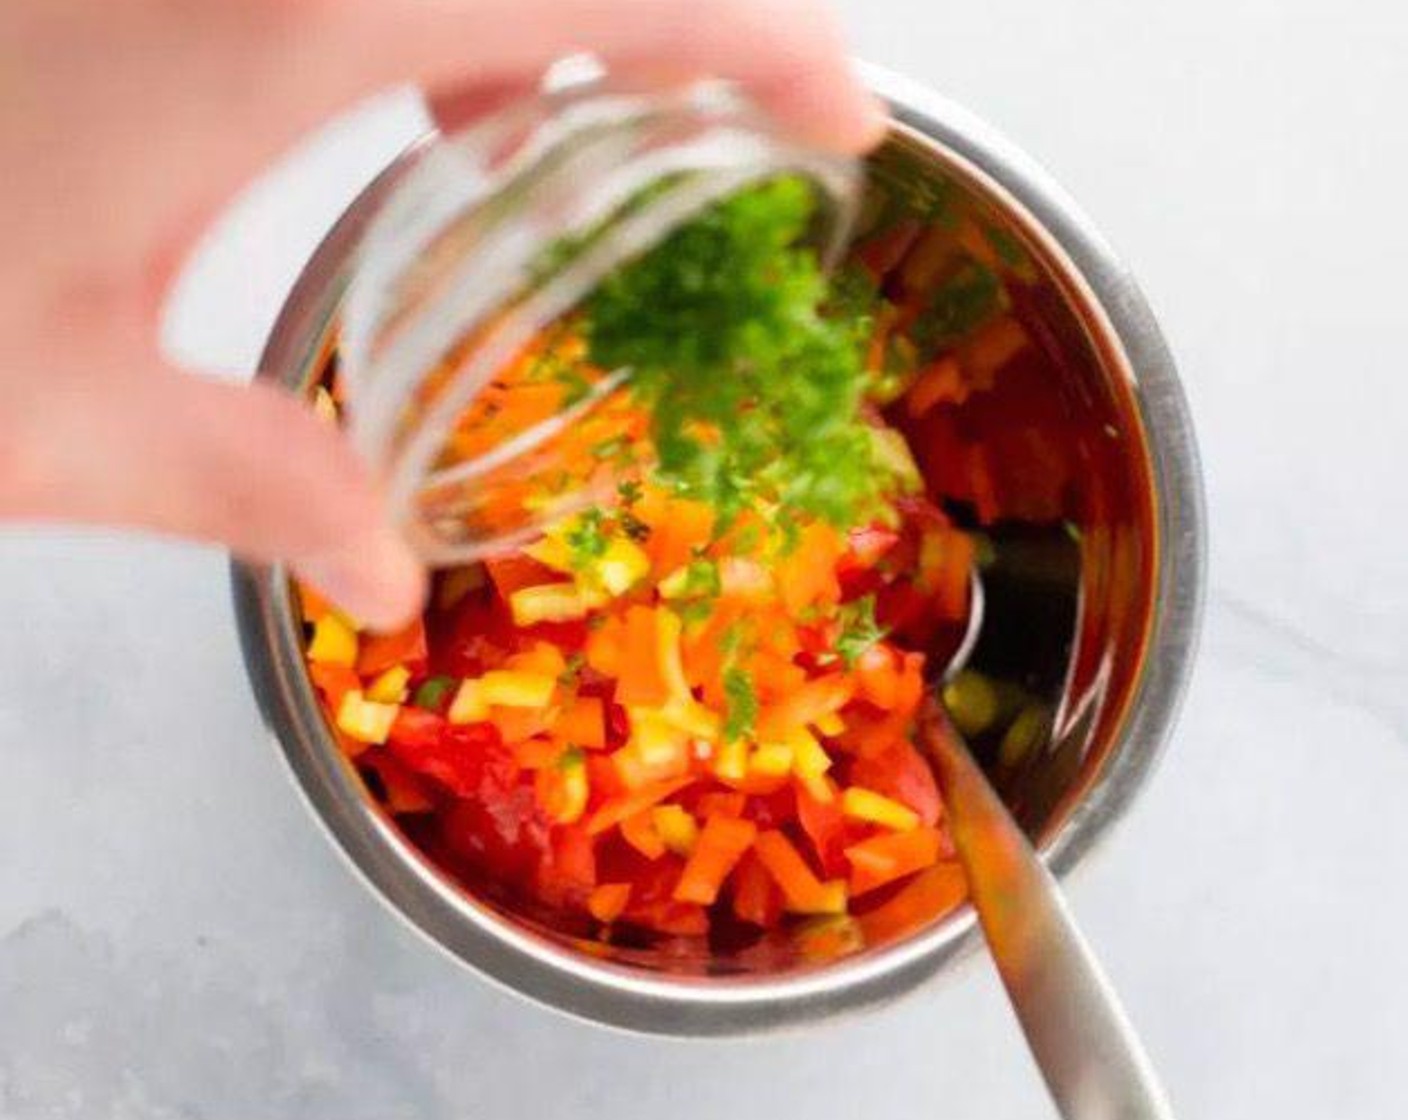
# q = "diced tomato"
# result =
<box><xmin>554</xmin><ymin>695</ymin><xmax>606</xmax><ymax>749</ymax></box>
<box><xmin>850</xmin><ymin>741</ymin><xmax>942</xmax><ymax>827</ymax></box>
<box><xmin>536</xmin><ymin>823</ymin><xmax>597</xmax><ymax>908</ymax></box>
<box><xmin>387</xmin><ymin>706</ymin><xmax>446</xmax><ymax>752</ymax></box>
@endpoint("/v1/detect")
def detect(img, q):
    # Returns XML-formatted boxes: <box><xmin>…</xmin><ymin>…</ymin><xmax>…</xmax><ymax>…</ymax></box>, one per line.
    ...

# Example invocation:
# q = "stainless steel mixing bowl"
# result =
<box><xmin>232</xmin><ymin>65</ymin><xmax>1205</xmax><ymax>1036</ymax></box>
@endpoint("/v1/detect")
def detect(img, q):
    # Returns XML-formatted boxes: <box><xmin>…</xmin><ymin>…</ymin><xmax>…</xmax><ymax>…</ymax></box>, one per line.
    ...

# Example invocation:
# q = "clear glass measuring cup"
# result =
<box><xmin>337</xmin><ymin>80</ymin><xmax>862</xmax><ymax>565</ymax></box>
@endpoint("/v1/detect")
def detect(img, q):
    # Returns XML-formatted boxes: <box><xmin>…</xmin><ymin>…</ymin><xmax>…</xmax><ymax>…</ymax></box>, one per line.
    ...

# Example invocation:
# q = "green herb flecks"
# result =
<box><xmin>412</xmin><ymin>675</ymin><xmax>456</xmax><ymax>712</ymax></box>
<box><xmin>565</xmin><ymin>508</ymin><xmax>609</xmax><ymax>568</ymax></box>
<box><xmin>834</xmin><ymin>594</ymin><xmax>889</xmax><ymax>667</ymax></box>
<box><xmin>583</xmin><ymin>176</ymin><xmax>883</xmax><ymax>528</ymax></box>
<box><xmin>722</xmin><ymin>665</ymin><xmax>759</xmax><ymax>743</ymax></box>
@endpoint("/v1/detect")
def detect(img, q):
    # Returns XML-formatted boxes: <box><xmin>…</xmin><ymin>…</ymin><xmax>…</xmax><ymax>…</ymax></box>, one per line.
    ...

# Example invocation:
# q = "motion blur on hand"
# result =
<box><xmin>0</xmin><ymin>0</ymin><xmax>882</xmax><ymax>629</ymax></box>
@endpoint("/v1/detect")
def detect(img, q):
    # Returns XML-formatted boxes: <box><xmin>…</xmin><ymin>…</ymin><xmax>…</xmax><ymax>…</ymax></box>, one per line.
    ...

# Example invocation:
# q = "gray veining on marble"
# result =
<box><xmin>4</xmin><ymin>0</ymin><xmax>1405</xmax><ymax>1115</ymax></box>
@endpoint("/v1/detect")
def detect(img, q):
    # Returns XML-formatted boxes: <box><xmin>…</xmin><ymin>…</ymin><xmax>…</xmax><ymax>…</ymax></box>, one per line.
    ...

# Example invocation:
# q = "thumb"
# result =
<box><xmin>4</xmin><ymin>369</ymin><xmax>425</xmax><ymax>630</ymax></box>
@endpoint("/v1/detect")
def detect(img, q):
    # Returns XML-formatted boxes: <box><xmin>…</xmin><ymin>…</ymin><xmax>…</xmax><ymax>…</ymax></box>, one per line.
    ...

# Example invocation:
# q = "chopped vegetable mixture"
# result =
<box><xmin>301</xmin><ymin>176</ymin><xmax>1045</xmax><ymax>957</ymax></box>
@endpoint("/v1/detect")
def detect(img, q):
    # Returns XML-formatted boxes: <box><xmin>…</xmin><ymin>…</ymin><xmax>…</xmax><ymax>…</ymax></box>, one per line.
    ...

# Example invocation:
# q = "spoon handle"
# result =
<box><xmin>919</xmin><ymin>699</ymin><xmax>1176</xmax><ymax>1120</ymax></box>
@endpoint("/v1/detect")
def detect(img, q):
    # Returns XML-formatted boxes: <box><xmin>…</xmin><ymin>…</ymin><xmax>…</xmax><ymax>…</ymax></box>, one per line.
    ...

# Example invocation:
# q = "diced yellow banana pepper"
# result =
<box><xmin>523</xmin><ymin>534</ymin><xmax>575</xmax><ymax>574</ymax></box>
<box><xmin>712</xmin><ymin>738</ymin><xmax>749</xmax><ymax>783</ymax></box>
<box><xmin>336</xmin><ymin>690</ymin><xmax>399</xmax><ymax>744</ymax></box>
<box><xmin>789</xmin><ymin>727</ymin><xmax>832</xmax><ymax>779</ymax></box>
<box><xmin>593</xmin><ymin>537</ymin><xmax>650</xmax><ymax>596</ymax></box>
<box><xmin>627</xmin><ymin>709</ymin><xmax>691</xmax><ymax>769</ymax></box>
<box><xmin>509</xmin><ymin>584</ymin><xmax>590</xmax><ymax>626</ymax></box>
<box><xmin>655</xmin><ymin>608</ymin><xmax>691</xmax><ymax>699</ymax></box>
<box><xmin>748</xmin><ymin>740</ymin><xmax>795</xmax><ymax>778</ymax></box>
<box><xmin>841</xmin><ymin>786</ymin><xmax>920</xmax><ymax>831</ymax></box>
<box><xmin>796</xmin><ymin>771</ymin><xmax>836</xmax><ymax>805</ymax></box>
<box><xmin>657</xmin><ymin>696</ymin><xmax>721</xmax><ymax>740</ymax></box>
<box><xmin>448</xmin><ymin>680</ymin><xmax>487</xmax><ymax>725</ymax></box>
<box><xmin>307</xmin><ymin>614</ymin><xmax>358</xmax><ymax>668</ymax></box>
<box><xmin>365</xmin><ymin>665</ymin><xmax>411</xmax><ymax>704</ymax></box>
<box><xmin>478</xmin><ymin>670</ymin><xmax>556</xmax><ymax>708</ymax></box>
<box><xmin>656</xmin><ymin>566</ymin><xmax>691</xmax><ymax>599</ymax></box>
<box><xmin>548</xmin><ymin>750</ymin><xmax>589</xmax><ymax>824</ymax></box>
<box><xmin>651</xmin><ymin>805</ymin><xmax>699</xmax><ymax>856</ymax></box>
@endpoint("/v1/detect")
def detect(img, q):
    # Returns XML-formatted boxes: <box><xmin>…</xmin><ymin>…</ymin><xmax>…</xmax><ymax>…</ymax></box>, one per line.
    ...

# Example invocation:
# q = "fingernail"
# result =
<box><xmin>298</xmin><ymin>530</ymin><xmax>427</xmax><ymax>633</ymax></box>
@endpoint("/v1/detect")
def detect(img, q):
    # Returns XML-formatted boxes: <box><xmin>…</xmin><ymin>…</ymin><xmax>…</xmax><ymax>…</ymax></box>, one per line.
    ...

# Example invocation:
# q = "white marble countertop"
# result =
<box><xmin>3</xmin><ymin>1</ymin><xmax>1405</xmax><ymax>1115</ymax></box>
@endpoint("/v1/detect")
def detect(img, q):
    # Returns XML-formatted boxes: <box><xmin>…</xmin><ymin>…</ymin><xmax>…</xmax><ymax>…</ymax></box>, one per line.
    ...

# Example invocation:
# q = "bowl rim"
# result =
<box><xmin>230</xmin><ymin>62</ymin><xmax>1206</xmax><ymax>1036</ymax></box>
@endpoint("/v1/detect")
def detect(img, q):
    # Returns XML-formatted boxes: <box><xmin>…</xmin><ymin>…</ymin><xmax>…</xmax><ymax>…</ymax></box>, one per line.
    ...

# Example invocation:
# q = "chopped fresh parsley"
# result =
<box><xmin>722</xmin><ymin>665</ymin><xmax>759</xmax><ymax>743</ymax></box>
<box><xmin>412</xmin><ymin>675</ymin><xmax>456</xmax><ymax>711</ymax></box>
<box><xmin>834</xmin><ymin>594</ymin><xmax>889</xmax><ymax>667</ymax></box>
<box><xmin>564</xmin><ymin>508</ymin><xmax>609</xmax><ymax>567</ymax></box>
<box><xmin>583</xmin><ymin>176</ymin><xmax>884</xmax><ymax>528</ymax></box>
<box><xmin>557</xmin><ymin>652</ymin><xmax>586</xmax><ymax>687</ymax></box>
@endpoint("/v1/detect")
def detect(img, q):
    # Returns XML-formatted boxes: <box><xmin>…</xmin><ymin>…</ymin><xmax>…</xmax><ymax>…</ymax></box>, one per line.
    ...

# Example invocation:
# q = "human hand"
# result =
<box><xmin>0</xmin><ymin>0</ymin><xmax>882</xmax><ymax>629</ymax></box>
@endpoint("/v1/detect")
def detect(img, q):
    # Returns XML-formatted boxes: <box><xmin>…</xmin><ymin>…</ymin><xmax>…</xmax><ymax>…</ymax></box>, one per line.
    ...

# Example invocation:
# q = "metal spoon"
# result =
<box><xmin>921</xmin><ymin>531</ymin><xmax>1175</xmax><ymax>1120</ymax></box>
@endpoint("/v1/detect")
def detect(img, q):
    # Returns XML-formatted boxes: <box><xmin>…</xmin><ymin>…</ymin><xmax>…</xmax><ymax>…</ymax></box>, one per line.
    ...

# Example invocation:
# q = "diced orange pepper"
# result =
<box><xmin>731</xmin><ymin>851</ymin><xmax>783</xmax><ymax>928</ymax></box>
<box><xmin>776</xmin><ymin>523</ymin><xmax>844</xmax><ymax>618</ymax></box>
<box><xmin>845</xmin><ymin>827</ymin><xmax>943</xmax><ymax>896</ymax></box>
<box><xmin>752</xmin><ymin>830</ymin><xmax>848</xmax><ymax>915</ymax></box>
<box><xmin>588</xmin><ymin>882</ymin><xmax>633</xmax><ymax>924</ymax></box>
<box><xmin>512</xmin><ymin>738</ymin><xmax>563</xmax><ymax>769</ymax></box>
<box><xmin>857</xmin><ymin>862</ymin><xmax>968</xmax><ymax>944</ymax></box>
<box><xmin>554</xmin><ymin>695</ymin><xmax>606</xmax><ymax>749</ymax></box>
<box><xmin>506</xmin><ymin>641</ymin><xmax>568</xmax><ymax>680</ymax></box>
<box><xmin>620</xmin><ymin>811</ymin><xmax>666</xmax><ymax>860</ymax></box>
<box><xmin>748</xmin><ymin>650</ymin><xmax>808</xmax><ymax>703</ymax></box>
<box><xmin>613</xmin><ymin>606</ymin><xmax>674</xmax><ymax>708</ymax></box>
<box><xmin>357</xmin><ymin>619</ymin><xmax>428</xmax><ymax>676</ymax></box>
<box><xmin>297</xmin><ymin>583</ymin><xmax>333</xmax><ymax>623</ymax></box>
<box><xmin>694</xmin><ymin>791</ymin><xmax>747</xmax><ymax>819</ymax></box>
<box><xmin>755</xmin><ymin>675</ymin><xmax>854</xmax><ymax>741</ymax></box>
<box><xmin>855</xmin><ymin>643</ymin><xmax>903</xmax><ymax>710</ymax></box>
<box><xmin>586</xmin><ymin>777</ymin><xmax>696</xmax><ymax>836</ymax></box>
<box><xmin>585</xmin><ymin>613</ymin><xmax>627</xmax><ymax>677</ymax></box>
<box><xmin>309</xmin><ymin>663</ymin><xmax>360</xmax><ymax>713</ymax></box>
<box><xmin>490</xmin><ymin>705</ymin><xmax>553</xmax><ymax>743</ymax></box>
<box><xmin>536</xmin><ymin>749</ymin><xmax>588</xmax><ymax>824</ymax></box>
<box><xmin>673</xmin><ymin>816</ymin><xmax>758</xmax><ymax>905</ymax></box>
<box><xmin>636</xmin><ymin>492</ymin><xmax>714</xmax><ymax>576</ymax></box>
